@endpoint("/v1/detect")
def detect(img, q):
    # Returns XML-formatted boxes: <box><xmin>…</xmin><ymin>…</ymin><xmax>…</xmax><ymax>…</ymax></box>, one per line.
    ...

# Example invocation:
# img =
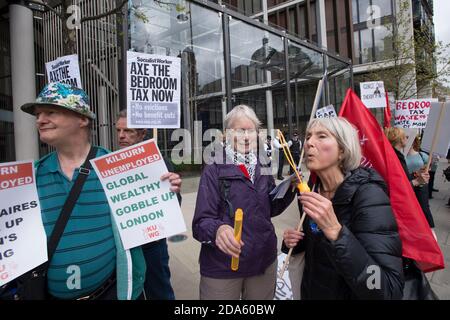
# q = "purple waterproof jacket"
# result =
<box><xmin>192</xmin><ymin>153</ymin><xmax>296</xmax><ymax>279</ymax></box>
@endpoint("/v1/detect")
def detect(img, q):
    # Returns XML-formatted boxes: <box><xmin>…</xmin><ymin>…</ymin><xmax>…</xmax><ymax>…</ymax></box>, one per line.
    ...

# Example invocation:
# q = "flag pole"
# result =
<box><xmin>425</xmin><ymin>102</ymin><xmax>446</xmax><ymax>171</ymax></box>
<box><xmin>279</xmin><ymin>74</ymin><xmax>326</xmax><ymax>279</ymax></box>
<box><xmin>153</xmin><ymin>128</ymin><xmax>158</xmax><ymax>143</ymax></box>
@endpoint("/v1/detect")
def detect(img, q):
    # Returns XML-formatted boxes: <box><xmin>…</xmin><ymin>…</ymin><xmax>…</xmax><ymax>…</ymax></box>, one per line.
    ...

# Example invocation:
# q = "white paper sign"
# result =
<box><xmin>421</xmin><ymin>102</ymin><xmax>450</xmax><ymax>157</ymax></box>
<box><xmin>127</xmin><ymin>51</ymin><xmax>181</xmax><ymax>129</ymax></box>
<box><xmin>90</xmin><ymin>139</ymin><xmax>186</xmax><ymax>250</ymax></box>
<box><xmin>360</xmin><ymin>81</ymin><xmax>386</xmax><ymax>109</ymax></box>
<box><xmin>394</xmin><ymin>99</ymin><xmax>434</xmax><ymax>128</ymax></box>
<box><xmin>316</xmin><ymin>105</ymin><xmax>337</xmax><ymax>118</ymax></box>
<box><xmin>275</xmin><ymin>253</ymin><xmax>293</xmax><ymax>300</ymax></box>
<box><xmin>0</xmin><ymin>160</ymin><xmax>48</xmax><ymax>286</ymax></box>
<box><xmin>45</xmin><ymin>54</ymin><xmax>82</xmax><ymax>89</ymax></box>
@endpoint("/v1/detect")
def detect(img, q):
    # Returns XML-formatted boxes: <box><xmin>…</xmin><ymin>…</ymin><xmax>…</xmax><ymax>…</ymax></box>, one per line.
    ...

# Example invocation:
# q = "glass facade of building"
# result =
<box><xmin>128</xmin><ymin>0</ymin><xmax>352</xmax><ymax>156</ymax></box>
<box><xmin>352</xmin><ymin>0</ymin><xmax>394</xmax><ymax>64</ymax></box>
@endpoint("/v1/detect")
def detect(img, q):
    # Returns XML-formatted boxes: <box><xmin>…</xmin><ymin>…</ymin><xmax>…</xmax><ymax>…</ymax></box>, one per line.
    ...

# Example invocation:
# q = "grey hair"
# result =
<box><xmin>224</xmin><ymin>104</ymin><xmax>261</xmax><ymax>129</ymax></box>
<box><xmin>117</xmin><ymin>109</ymin><xmax>127</xmax><ymax>119</ymax></box>
<box><xmin>306</xmin><ymin>117</ymin><xmax>362</xmax><ymax>172</ymax></box>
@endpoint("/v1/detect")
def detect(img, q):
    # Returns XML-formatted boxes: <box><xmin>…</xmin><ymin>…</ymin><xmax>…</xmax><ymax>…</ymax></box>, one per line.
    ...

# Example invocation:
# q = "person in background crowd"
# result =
<box><xmin>264</xmin><ymin>135</ymin><xmax>273</xmax><ymax>166</ymax></box>
<box><xmin>405</xmin><ymin>136</ymin><xmax>435</xmax><ymax>229</ymax></box>
<box><xmin>273</xmin><ymin>131</ymin><xmax>292</xmax><ymax>180</ymax></box>
<box><xmin>426</xmin><ymin>153</ymin><xmax>439</xmax><ymax>199</ymax></box>
<box><xmin>384</xmin><ymin>128</ymin><xmax>429</xmax><ymax>187</ymax></box>
<box><xmin>289</xmin><ymin>131</ymin><xmax>302</xmax><ymax>175</ymax></box>
<box><xmin>283</xmin><ymin>117</ymin><xmax>404</xmax><ymax>299</ymax></box>
<box><xmin>115</xmin><ymin>109</ymin><xmax>182</xmax><ymax>300</ymax></box>
<box><xmin>192</xmin><ymin>105</ymin><xmax>297</xmax><ymax>300</ymax></box>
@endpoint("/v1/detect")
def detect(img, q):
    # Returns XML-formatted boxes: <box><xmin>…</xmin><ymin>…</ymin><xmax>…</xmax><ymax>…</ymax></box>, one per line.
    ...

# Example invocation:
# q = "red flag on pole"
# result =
<box><xmin>339</xmin><ymin>89</ymin><xmax>444</xmax><ymax>272</ymax></box>
<box><xmin>384</xmin><ymin>92</ymin><xmax>392</xmax><ymax>128</ymax></box>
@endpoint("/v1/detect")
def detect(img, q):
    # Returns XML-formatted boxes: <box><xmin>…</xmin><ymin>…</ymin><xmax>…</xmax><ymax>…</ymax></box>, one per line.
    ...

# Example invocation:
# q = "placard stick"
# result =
<box><xmin>231</xmin><ymin>209</ymin><xmax>244</xmax><ymax>271</ymax></box>
<box><xmin>425</xmin><ymin>102</ymin><xmax>446</xmax><ymax>171</ymax></box>
<box><xmin>279</xmin><ymin>76</ymin><xmax>326</xmax><ymax>278</ymax></box>
<box><xmin>153</xmin><ymin>128</ymin><xmax>158</xmax><ymax>142</ymax></box>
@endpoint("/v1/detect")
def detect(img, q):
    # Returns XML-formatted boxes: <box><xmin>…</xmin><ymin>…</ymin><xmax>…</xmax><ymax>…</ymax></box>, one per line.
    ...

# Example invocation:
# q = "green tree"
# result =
<box><xmin>362</xmin><ymin>0</ymin><xmax>450</xmax><ymax>100</ymax></box>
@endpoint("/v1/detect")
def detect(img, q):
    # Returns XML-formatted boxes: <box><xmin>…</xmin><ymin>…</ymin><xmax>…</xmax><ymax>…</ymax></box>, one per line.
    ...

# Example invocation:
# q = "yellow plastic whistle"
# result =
<box><xmin>231</xmin><ymin>209</ymin><xmax>244</xmax><ymax>271</ymax></box>
<box><xmin>298</xmin><ymin>181</ymin><xmax>310</xmax><ymax>193</ymax></box>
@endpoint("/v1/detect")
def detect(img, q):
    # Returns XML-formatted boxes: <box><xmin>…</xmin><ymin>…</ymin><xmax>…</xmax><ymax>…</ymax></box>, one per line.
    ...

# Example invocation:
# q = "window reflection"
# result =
<box><xmin>230</xmin><ymin>21</ymin><xmax>284</xmax><ymax>88</ymax></box>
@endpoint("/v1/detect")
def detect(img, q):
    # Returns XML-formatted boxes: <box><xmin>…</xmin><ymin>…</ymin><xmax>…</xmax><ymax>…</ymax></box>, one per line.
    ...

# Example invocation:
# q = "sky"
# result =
<box><xmin>434</xmin><ymin>1</ymin><xmax>450</xmax><ymax>44</ymax></box>
<box><xmin>433</xmin><ymin>1</ymin><xmax>450</xmax><ymax>84</ymax></box>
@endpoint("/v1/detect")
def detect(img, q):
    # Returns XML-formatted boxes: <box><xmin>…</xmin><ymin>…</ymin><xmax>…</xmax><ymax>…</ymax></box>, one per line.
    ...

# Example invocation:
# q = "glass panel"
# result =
<box><xmin>352</xmin><ymin>0</ymin><xmax>358</xmax><ymax>23</ymax></box>
<box><xmin>310</xmin><ymin>2</ymin><xmax>318</xmax><ymax>43</ymax></box>
<box><xmin>360</xmin><ymin>28</ymin><xmax>373</xmax><ymax>63</ymax></box>
<box><xmin>374</xmin><ymin>24</ymin><xmax>393</xmax><ymax>60</ymax></box>
<box><xmin>230</xmin><ymin>21</ymin><xmax>284</xmax><ymax>89</ymax></box>
<box><xmin>328</xmin><ymin>67</ymin><xmax>352</xmax><ymax>110</ymax></box>
<box><xmin>233</xmin><ymin>90</ymin><xmax>268</xmax><ymax>127</ymax></box>
<box><xmin>298</xmin><ymin>6</ymin><xmax>307</xmax><ymax>39</ymax></box>
<box><xmin>289</xmin><ymin>42</ymin><xmax>324</xmax><ymax>131</ymax></box>
<box><xmin>289</xmin><ymin>9</ymin><xmax>296</xmax><ymax>34</ymax></box>
<box><xmin>129</xmin><ymin>1</ymin><xmax>225</xmax><ymax>156</ymax></box>
<box><xmin>353</xmin><ymin>31</ymin><xmax>360</xmax><ymax>64</ymax></box>
<box><xmin>371</xmin><ymin>0</ymin><xmax>392</xmax><ymax>18</ymax></box>
<box><xmin>358</xmin><ymin>0</ymin><xmax>371</xmax><ymax>22</ymax></box>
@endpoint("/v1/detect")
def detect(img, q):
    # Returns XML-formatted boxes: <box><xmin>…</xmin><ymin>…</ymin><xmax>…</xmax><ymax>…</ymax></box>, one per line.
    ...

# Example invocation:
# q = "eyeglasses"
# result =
<box><xmin>231</xmin><ymin>128</ymin><xmax>258</xmax><ymax>136</ymax></box>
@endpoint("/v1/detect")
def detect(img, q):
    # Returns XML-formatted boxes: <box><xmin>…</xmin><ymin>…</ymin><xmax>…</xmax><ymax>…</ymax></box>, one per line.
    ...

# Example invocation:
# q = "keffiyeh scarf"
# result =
<box><xmin>225</xmin><ymin>144</ymin><xmax>257</xmax><ymax>183</ymax></box>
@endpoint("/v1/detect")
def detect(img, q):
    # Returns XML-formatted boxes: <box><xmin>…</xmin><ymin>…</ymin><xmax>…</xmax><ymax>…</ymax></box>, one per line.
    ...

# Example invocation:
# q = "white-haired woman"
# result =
<box><xmin>193</xmin><ymin>105</ymin><xmax>296</xmax><ymax>300</ymax></box>
<box><xmin>283</xmin><ymin>117</ymin><xmax>404</xmax><ymax>299</ymax></box>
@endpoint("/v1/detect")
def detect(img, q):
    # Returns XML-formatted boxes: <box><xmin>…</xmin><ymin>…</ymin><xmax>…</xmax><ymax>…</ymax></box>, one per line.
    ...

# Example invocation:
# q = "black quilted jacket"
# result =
<box><xmin>284</xmin><ymin>167</ymin><xmax>404</xmax><ymax>300</ymax></box>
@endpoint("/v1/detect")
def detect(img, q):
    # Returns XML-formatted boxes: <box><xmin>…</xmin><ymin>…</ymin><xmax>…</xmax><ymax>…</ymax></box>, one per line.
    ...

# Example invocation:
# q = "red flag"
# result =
<box><xmin>383</xmin><ymin>92</ymin><xmax>392</xmax><ymax>128</ymax></box>
<box><xmin>339</xmin><ymin>89</ymin><xmax>444</xmax><ymax>272</ymax></box>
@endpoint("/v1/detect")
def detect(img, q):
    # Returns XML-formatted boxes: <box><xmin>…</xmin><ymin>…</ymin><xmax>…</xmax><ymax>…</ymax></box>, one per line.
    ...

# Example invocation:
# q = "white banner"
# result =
<box><xmin>90</xmin><ymin>139</ymin><xmax>186</xmax><ymax>250</ymax></box>
<box><xmin>274</xmin><ymin>253</ymin><xmax>293</xmax><ymax>300</ymax></box>
<box><xmin>0</xmin><ymin>160</ymin><xmax>48</xmax><ymax>286</ymax></box>
<box><xmin>316</xmin><ymin>105</ymin><xmax>337</xmax><ymax>118</ymax></box>
<box><xmin>394</xmin><ymin>99</ymin><xmax>434</xmax><ymax>128</ymax></box>
<box><xmin>127</xmin><ymin>51</ymin><xmax>181</xmax><ymax>129</ymax></box>
<box><xmin>421</xmin><ymin>102</ymin><xmax>450</xmax><ymax>157</ymax></box>
<box><xmin>360</xmin><ymin>81</ymin><xmax>386</xmax><ymax>109</ymax></box>
<box><xmin>45</xmin><ymin>54</ymin><xmax>82</xmax><ymax>89</ymax></box>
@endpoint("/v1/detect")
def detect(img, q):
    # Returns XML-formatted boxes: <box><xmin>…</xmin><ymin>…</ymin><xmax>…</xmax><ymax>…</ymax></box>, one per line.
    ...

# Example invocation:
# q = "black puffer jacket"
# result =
<box><xmin>286</xmin><ymin>167</ymin><xmax>404</xmax><ymax>299</ymax></box>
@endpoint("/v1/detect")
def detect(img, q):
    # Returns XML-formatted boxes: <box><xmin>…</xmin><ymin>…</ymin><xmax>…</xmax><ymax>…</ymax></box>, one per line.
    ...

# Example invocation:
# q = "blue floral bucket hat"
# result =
<box><xmin>21</xmin><ymin>82</ymin><xmax>96</xmax><ymax>120</ymax></box>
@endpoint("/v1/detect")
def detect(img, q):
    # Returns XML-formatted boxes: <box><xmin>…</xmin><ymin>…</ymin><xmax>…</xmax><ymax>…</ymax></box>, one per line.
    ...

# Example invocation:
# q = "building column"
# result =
<box><xmin>316</xmin><ymin>0</ymin><xmax>328</xmax><ymax>50</ymax></box>
<box><xmin>9</xmin><ymin>3</ymin><xmax>39</xmax><ymax>161</ymax></box>
<box><xmin>262</xmin><ymin>0</ymin><xmax>274</xmax><ymax>133</ymax></box>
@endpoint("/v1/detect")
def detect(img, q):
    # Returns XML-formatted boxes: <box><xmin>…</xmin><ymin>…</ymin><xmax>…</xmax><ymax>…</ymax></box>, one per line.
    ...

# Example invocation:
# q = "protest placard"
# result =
<box><xmin>45</xmin><ymin>54</ymin><xmax>82</xmax><ymax>89</ymax></box>
<box><xmin>421</xmin><ymin>102</ymin><xmax>450</xmax><ymax>157</ymax></box>
<box><xmin>275</xmin><ymin>253</ymin><xmax>293</xmax><ymax>300</ymax></box>
<box><xmin>360</xmin><ymin>81</ymin><xmax>386</xmax><ymax>109</ymax></box>
<box><xmin>0</xmin><ymin>161</ymin><xmax>47</xmax><ymax>286</ymax></box>
<box><xmin>394</xmin><ymin>99</ymin><xmax>435</xmax><ymax>128</ymax></box>
<box><xmin>90</xmin><ymin>139</ymin><xmax>186</xmax><ymax>250</ymax></box>
<box><xmin>127</xmin><ymin>51</ymin><xmax>181</xmax><ymax>129</ymax></box>
<box><xmin>316</xmin><ymin>105</ymin><xmax>337</xmax><ymax>118</ymax></box>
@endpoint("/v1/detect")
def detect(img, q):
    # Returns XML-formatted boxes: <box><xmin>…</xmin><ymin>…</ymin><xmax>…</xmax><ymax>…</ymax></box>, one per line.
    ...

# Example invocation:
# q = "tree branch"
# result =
<box><xmin>80</xmin><ymin>0</ymin><xmax>128</xmax><ymax>23</ymax></box>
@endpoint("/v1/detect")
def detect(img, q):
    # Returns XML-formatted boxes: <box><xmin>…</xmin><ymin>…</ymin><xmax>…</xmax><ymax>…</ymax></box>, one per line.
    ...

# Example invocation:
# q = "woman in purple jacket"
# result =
<box><xmin>192</xmin><ymin>105</ymin><xmax>296</xmax><ymax>300</ymax></box>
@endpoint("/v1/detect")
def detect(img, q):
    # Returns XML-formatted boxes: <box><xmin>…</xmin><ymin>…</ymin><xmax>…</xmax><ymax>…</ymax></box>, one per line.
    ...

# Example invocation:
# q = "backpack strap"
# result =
<box><xmin>219</xmin><ymin>178</ymin><xmax>235</xmax><ymax>220</ymax></box>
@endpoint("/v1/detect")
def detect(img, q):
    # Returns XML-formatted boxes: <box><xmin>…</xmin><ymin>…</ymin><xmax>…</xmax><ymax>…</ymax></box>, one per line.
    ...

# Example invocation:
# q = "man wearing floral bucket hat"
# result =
<box><xmin>17</xmin><ymin>82</ymin><xmax>181</xmax><ymax>300</ymax></box>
